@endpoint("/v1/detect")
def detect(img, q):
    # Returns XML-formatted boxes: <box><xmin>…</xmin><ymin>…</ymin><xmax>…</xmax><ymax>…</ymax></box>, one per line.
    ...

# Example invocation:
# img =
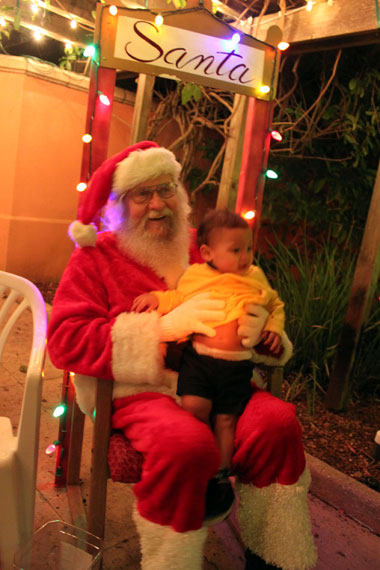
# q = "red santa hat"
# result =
<box><xmin>69</xmin><ymin>140</ymin><xmax>183</xmax><ymax>247</ymax></box>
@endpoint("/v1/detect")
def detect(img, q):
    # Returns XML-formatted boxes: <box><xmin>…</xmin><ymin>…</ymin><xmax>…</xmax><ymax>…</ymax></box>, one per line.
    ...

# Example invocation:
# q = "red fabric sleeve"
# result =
<box><xmin>47</xmin><ymin>246</ymin><xmax>116</xmax><ymax>379</ymax></box>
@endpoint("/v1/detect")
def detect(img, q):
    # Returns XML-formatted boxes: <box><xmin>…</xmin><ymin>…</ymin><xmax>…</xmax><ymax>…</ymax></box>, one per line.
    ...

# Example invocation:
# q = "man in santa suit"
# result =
<box><xmin>48</xmin><ymin>141</ymin><xmax>317</xmax><ymax>570</ymax></box>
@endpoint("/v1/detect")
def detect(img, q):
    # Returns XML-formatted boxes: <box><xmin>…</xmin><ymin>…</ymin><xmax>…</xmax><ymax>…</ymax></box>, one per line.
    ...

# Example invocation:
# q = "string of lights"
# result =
<box><xmin>0</xmin><ymin>1</ymin><xmax>332</xmax><ymax>54</ymax></box>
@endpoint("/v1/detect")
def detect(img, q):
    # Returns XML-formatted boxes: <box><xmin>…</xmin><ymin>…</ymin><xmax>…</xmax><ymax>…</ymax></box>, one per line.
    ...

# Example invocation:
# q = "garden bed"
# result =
<box><xmin>293</xmin><ymin>388</ymin><xmax>380</xmax><ymax>491</ymax></box>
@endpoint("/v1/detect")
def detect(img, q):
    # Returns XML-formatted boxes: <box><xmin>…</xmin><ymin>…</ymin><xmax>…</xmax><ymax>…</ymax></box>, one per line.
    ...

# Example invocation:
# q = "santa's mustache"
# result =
<box><xmin>130</xmin><ymin>208</ymin><xmax>174</xmax><ymax>232</ymax></box>
<box><xmin>147</xmin><ymin>208</ymin><xmax>173</xmax><ymax>220</ymax></box>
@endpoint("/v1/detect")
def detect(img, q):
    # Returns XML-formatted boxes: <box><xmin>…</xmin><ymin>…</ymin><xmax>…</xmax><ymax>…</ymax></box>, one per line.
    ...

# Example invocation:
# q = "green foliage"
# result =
<box><xmin>258</xmin><ymin>236</ymin><xmax>380</xmax><ymax>404</ymax></box>
<box><xmin>351</xmin><ymin>296</ymin><xmax>380</xmax><ymax>397</ymax></box>
<box><xmin>267</xmin><ymin>46</ymin><xmax>380</xmax><ymax>249</ymax></box>
<box><xmin>181</xmin><ymin>83</ymin><xmax>202</xmax><ymax>105</ymax></box>
<box><xmin>59</xmin><ymin>45</ymin><xmax>85</xmax><ymax>71</ymax></box>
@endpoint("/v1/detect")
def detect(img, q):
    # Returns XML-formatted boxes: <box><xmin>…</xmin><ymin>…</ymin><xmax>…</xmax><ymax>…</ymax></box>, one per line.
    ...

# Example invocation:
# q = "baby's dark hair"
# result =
<box><xmin>197</xmin><ymin>208</ymin><xmax>249</xmax><ymax>248</ymax></box>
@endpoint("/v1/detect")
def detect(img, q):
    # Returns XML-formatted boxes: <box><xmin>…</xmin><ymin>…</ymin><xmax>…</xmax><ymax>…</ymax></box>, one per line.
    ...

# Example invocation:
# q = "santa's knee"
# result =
<box><xmin>270</xmin><ymin>400</ymin><xmax>301</xmax><ymax>438</ymax></box>
<box><xmin>166</xmin><ymin>423</ymin><xmax>220</xmax><ymax>477</ymax></box>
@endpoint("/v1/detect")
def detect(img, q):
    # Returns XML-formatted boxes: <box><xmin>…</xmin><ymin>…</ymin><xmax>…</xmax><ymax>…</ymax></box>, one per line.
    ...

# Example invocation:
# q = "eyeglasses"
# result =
<box><xmin>126</xmin><ymin>182</ymin><xmax>178</xmax><ymax>204</ymax></box>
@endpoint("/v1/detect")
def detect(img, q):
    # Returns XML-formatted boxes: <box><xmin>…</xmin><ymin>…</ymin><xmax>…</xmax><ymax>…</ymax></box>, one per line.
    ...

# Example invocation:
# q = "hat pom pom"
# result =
<box><xmin>68</xmin><ymin>220</ymin><xmax>97</xmax><ymax>247</ymax></box>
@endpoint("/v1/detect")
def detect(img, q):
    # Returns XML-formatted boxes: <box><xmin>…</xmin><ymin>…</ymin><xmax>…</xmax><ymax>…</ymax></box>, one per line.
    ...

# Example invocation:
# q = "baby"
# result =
<box><xmin>132</xmin><ymin>209</ymin><xmax>285</xmax><ymax>505</ymax></box>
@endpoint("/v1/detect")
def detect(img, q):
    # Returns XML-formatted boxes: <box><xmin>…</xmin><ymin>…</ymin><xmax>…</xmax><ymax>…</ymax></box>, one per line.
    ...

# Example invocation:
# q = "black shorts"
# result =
<box><xmin>177</xmin><ymin>343</ymin><xmax>254</xmax><ymax>415</ymax></box>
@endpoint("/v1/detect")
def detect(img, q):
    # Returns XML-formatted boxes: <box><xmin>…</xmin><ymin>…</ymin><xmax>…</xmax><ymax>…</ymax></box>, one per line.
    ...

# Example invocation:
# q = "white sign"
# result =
<box><xmin>113</xmin><ymin>16</ymin><xmax>265</xmax><ymax>90</ymax></box>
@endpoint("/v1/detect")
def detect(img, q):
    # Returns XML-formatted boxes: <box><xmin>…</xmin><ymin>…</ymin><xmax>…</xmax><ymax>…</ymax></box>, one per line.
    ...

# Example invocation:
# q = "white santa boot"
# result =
<box><xmin>236</xmin><ymin>468</ymin><xmax>318</xmax><ymax>570</ymax></box>
<box><xmin>132</xmin><ymin>507</ymin><xmax>208</xmax><ymax>570</ymax></box>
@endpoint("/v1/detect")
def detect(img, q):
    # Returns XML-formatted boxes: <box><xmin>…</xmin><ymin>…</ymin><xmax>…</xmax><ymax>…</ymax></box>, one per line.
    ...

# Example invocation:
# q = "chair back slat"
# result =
<box><xmin>0</xmin><ymin>296</ymin><xmax>30</xmax><ymax>360</ymax></box>
<box><xmin>0</xmin><ymin>270</ymin><xmax>47</xmax><ymax>560</ymax></box>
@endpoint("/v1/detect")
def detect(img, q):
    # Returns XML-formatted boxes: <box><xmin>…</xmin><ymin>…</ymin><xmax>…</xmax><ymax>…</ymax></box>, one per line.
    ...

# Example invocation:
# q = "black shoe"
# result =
<box><xmin>245</xmin><ymin>549</ymin><xmax>281</xmax><ymax>569</ymax></box>
<box><xmin>204</xmin><ymin>473</ymin><xmax>235</xmax><ymax>523</ymax></box>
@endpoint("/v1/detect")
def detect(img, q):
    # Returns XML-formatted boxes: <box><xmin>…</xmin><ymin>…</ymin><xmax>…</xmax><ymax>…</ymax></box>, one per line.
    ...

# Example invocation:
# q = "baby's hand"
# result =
<box><xmin>260</xmin><ymin>331</ymin><xmax>282</xmax><ymax>354</ymax></box>
<box><xmin>132</xmin><ymin>293</ymin><xmax>159</xmax><ymax>313</ymax></box>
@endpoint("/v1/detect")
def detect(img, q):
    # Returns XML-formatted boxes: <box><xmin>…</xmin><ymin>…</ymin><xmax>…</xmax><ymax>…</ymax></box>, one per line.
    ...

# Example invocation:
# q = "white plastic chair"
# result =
<box><xmin>0</xmin><ymin>271</ymin><xmax>47</xmax><ymax>569</ymax></box>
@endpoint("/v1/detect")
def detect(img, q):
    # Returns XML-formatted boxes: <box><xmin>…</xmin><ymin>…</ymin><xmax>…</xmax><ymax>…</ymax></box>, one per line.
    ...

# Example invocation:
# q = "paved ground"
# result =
<box><xmin>1</xmin><ymin>302</ymin><xmax>380</xmax><ymax>569</ymax></box>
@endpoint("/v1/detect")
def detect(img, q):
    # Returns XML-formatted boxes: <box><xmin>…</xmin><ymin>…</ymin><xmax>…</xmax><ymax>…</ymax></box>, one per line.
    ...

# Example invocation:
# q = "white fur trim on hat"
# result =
<box><xmin>113</xmin><ymin>146</ymin><xmax>182</xmax><ymax>196</ymax></box>
<box><xmin>68</xmin><ymin>220</ymin><xmax>97</xmax><ymax>247</ymax></box>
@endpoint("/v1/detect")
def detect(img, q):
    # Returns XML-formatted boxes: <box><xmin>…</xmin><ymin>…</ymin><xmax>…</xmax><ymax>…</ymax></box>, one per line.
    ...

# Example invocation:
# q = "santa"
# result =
<box><xmin>47</xmin><ymin>141</ymin><xmax>317</xmax><ymax>570</ymax></box>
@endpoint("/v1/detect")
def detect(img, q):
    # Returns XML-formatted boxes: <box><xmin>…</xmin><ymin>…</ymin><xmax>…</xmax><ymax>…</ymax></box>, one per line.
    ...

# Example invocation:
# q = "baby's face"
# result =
<box><xmin>202</xmin><ymin>227</ymin><xmax>253</xmax><ymax>275</ymax></box>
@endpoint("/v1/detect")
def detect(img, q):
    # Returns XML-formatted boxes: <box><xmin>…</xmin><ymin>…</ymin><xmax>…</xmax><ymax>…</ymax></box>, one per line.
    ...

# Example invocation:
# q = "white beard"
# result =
<box><xmin>114</xmin><ymin>197</ymin><xmax>191</xmax><ymax>289</ymax></box>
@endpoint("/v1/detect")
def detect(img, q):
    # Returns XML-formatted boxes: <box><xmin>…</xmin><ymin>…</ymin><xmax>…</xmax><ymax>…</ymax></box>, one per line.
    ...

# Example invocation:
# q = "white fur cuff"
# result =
<box><xmin>73</xmin><ymin>374</ymin><xmax>97</xmax><ymax>415</ymax></box>
<box><xmin>133</xmin><ymin>507</ymin><xmax>207</xmax><ymax>570</ymax></box>
<box><xmin>236</xmin><ymin>469</ymin><xmax>317</xmax><ymax>570</ymax></box>
<box><xmin>111</xmin><ymin>311</ymin><xmax>163</xmax><ymax>387</ymax></box>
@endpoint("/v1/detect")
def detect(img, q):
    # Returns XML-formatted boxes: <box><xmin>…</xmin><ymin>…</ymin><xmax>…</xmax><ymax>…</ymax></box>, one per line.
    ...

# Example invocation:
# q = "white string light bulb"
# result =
<box><xmin>243</xmin><ymin>210</ymin><xmax>256</xmax><ymax>221</ymax></box>
<box><xmin>155</xmin><ymin>14</ymin><xmax>164</xmax><ymax>26</ymax></box>
<box><xmin>33</xmin><ymin>29</ymin><xmax>43</xmax><ymax>41</ymax></box>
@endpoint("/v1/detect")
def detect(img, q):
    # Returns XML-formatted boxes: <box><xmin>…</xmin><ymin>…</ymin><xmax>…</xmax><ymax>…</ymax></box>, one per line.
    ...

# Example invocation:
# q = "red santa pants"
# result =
<box><xmin>112</xmin><ymin>388</ymin><xmax>306</xmax><ymax>533</ymax></box>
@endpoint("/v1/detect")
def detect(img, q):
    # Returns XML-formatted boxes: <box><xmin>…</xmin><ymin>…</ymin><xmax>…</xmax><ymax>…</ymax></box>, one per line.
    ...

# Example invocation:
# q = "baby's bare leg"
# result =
<box><xmin>181</xmin><ymin>395</ymin><xmax>212</xmax><ymax>426</ymax></box>
<box><xmin>213</xmin><ymin>414</ymin><xmax>237</xmax><ymax>470</ymax></box>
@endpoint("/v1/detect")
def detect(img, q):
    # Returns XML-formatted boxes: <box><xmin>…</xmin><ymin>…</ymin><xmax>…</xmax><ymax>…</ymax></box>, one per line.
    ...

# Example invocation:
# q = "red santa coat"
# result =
<box><xmin>47</xmin><ymin>228</ymin><xmax>310</xmax><ymax>538</ymax></box>
<box><xmin>48</xmin><ymin>229</ymin><xmax>202</xmax><ymax>408</ymax></box>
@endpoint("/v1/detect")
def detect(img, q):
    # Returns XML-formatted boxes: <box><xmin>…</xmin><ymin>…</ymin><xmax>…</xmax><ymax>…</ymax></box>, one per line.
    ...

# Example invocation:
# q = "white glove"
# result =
<box><xmin>237</xmin><ymin>304</ymin><xmax>269</xmax><ymax>348</ymax></box>
<box><xmin>159</xmin><ymin>292</ymin><xmax>226</xmax><ymax>342</ymax></box>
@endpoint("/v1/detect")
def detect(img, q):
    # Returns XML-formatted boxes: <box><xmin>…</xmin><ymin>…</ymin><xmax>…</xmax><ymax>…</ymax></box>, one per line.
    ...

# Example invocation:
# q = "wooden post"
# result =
<box><xmin>79</xmin><ymin>64</ymin><xmax>117</xmax><ymax>184</ymax></box>
<box><xmin>87</xmin><ymin>378</ymin><xmax>113</xmax><ymax>540</ymax></box>
<box><xmin>235</xmin><ymin>98</ymin><xmax>273</xmax><ymax>253</ymax></box>
<box><xmin>326</xmin><ymin>160</ymin><xmax>380</xmax><ymax>410</ymax></box>
<box><xmin>217</xmin><ymin>94</ymin><xmax>249</xmax><ymax>210</ymax></box>
<box><xmin>129</xmin><ymin>73</ymin><xmax>155</xmax><ymax>145</ymax></box>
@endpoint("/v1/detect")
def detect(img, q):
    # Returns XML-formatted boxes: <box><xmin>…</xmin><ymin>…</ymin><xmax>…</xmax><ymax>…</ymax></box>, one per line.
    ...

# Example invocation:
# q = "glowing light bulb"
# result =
<box><xmin>33</xmin><ymin>29</ymin><xmax>43</xmax><ymax>41</ymax></box>
<box><xmin>243</xmin><ymin>210</ymin><xmax>256</xmax><ymax>221</ymax></box>
<box><xmin>83</xmin><ymin>45</ymin><xmax>96</xmax><ymax>58</ymax></box>
<box><xmin>266</xmin><ymin>169</ymin><xmax>278</xmax><ymax>179</ymax></box>
<box><xmin>53</xmin><ymin>404</ymin><xmax>66</xmax><ymax>418</ymax></box>
<box><xmin>76</xmin><ymin>182</ymin><xmax>87</xmax><ymax>192</ymax></box>
<box><xmin>70</xmin><ymin>19</ymin><xmax>77</xmax><ymax>29</ymax></box>
<box><xmin>65</xmin><ymin>42</ymin><xmax>72</xmax><ymax>50</ymax></box>
<box><xmin>99</xmin><ymin>93</ymin><xmax>110</xmax><ymax>106</ymax></box>
<box><xmin>31</xmin><ymin>4</ymin><xmax>38</xmax><ymax>14</ymax></box>
<box><xmin>278</xmin><ymin>41</ymin><xmax>289</xmax><ymax>51</ymax></box>
<box><xmin>270</xmin><ymin>130</ymin><xmax>283</xmax><ymax>142</ymax></box>
<box><xmin>82</xmin><ymin>133</ymin><xmax>92</xmax><ymax>143</ymax></box>
<box><xmin>231</xmin><ymin>33</ymin><xmax>241</xmax><ymax>44</ymax></box>
<box><xmin>306</xmin><ymin>1</ymin><xmax>313</xmax><ymax>11</ymax></box>
<box><xmin>109</xmin><ymin>5</ymin><xmax>118</xmax><ymax>16</ymax></box>
<box><xmin>259</xmin><ymin>85</ymin><xmax>270</xmax><ymax>94</ymax></box>
<box><xmin>0</xmin><ymin>17</ymin><xmax>5</xmax><ymax>27</ymax></box>
<box><xmin>155</xmin><ymin>14</ymin><xmax>164</xmax><ymax>26</ymax></box>
<box><xmin>45</xmin><ymin>443</ymin><xmax>57</xmax><ymax>455</ymax></box>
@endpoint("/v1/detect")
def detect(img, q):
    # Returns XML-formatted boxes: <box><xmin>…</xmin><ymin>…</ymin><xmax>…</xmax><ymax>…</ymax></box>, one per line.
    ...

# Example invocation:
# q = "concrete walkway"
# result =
<box><xmin>1</xmin><ymin>304</ymin><xmax>380</xmax><ymax>569</ymax></box>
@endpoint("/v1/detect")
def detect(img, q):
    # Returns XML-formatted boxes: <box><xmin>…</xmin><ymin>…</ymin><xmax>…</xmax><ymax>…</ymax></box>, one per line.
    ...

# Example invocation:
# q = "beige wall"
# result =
<box><xmin>0</xmin><ymin>55</ymin><xmax>135</xmax><ymax>283</ymax></box>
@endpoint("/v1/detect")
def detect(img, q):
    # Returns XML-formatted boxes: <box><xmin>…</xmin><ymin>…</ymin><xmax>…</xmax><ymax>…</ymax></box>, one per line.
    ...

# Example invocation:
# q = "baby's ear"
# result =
<box><xmin>200</xmin><ymin>244</ymin><xmax>212</xmax><ymax>261</ymax></box>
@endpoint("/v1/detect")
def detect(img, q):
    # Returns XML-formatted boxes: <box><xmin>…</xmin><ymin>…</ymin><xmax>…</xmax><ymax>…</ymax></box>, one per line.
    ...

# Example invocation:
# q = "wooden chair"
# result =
<box><xmin>58</xmin><ymin>364</ymin><xmax>283</xmax><ymax>542</ymax></box>
<box><xmin>0</xmin><ymin>271</ymin><xmax>47</xmax><ymax>569</ymax></box>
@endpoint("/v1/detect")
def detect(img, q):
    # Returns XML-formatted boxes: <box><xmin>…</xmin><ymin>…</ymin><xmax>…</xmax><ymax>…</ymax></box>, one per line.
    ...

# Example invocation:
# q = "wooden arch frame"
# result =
<box><xmin>78</xmin><ymin>2</ymin><xmax>283</xmax><ymax>252</ymax></box>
